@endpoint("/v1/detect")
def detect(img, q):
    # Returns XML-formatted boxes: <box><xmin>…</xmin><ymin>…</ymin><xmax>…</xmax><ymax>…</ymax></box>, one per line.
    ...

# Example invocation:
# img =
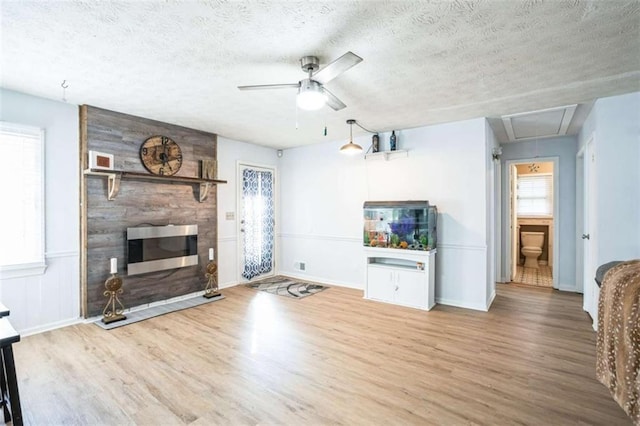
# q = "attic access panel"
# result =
<box><xmin>502</xmin><ymin>105</ymin><xmax>577</xmax><ymax>142</ymax></box>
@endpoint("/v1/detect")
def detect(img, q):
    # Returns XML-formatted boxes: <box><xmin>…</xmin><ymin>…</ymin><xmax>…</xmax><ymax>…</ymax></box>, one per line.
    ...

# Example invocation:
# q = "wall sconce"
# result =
<box><xmin>339</xmin><ymin>119</ymin><xmax>363</xmax><ymax>155</ymax></box>
<box><xmin>492</xmin><ymin>146</ymin><xmax>503</xmax><ymax>161</ymax></box>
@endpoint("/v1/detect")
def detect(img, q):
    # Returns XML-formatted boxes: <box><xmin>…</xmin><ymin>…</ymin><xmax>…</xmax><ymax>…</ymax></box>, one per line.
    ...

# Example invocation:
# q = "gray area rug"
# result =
<box><xmin>246</xmin><ymin>276</ymin><xmax>328</xmax><ymax>298</ymax></box>
<box><xmin>94</xmin><ymin>294</ymin><xmax>224</xmax><ymax>330</ymax></box>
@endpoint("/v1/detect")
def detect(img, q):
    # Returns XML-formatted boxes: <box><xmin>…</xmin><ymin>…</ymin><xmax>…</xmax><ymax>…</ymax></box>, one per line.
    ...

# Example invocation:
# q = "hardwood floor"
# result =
<box><xmin>15</xmin><ymin>283</ymin><xmax>630</xmax><ymax>425</ymax></box>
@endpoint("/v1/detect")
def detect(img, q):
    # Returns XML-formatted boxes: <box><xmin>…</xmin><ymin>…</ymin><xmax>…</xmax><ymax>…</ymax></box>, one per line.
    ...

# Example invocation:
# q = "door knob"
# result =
<box><xmin>581</xmin><ymin>234</ymin><xmax>590</xmax><ymax>240</ymax></box>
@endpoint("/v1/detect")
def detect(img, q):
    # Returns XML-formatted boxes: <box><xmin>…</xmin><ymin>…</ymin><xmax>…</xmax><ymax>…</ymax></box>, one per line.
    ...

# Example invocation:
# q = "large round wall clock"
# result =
<box><xmin>140</xmin><ymin>135</ymin><xmax>183</xmax><ymax>176</ymax></box>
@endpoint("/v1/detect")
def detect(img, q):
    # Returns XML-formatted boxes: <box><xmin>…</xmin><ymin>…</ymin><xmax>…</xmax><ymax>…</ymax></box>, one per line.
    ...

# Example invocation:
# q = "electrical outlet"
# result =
<box><xmin>299</xmin><ymin>262</ymin><xmax>306</xmax><ymax>271</ymax></box>
<box><xmin>294</xmin><ymin>261</ymin><xmax>306</xmax><ymax>271</ymax></box>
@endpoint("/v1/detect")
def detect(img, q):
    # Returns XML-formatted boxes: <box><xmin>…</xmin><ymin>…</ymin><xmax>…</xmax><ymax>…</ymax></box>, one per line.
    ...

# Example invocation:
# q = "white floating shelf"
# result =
<box><xmin>364</xmin><ymin>150</ymin><xmax>408</xmax><ymax>161</ymax></box>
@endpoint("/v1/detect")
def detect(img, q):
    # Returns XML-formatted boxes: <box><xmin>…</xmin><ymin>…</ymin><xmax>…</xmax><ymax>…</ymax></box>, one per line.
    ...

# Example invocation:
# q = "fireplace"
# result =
<box><xmin>127</xmin><ymin>224</ymin><xmax>198</xmax><ymax>275</ymax></box>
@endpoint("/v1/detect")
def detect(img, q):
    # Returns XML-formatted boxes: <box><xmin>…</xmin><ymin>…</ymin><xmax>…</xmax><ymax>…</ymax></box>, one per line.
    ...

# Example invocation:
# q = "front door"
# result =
<box><xmin>238</xmin><ymin>164</ymin><xmax>276</xmax><ymax>281</ymax></box>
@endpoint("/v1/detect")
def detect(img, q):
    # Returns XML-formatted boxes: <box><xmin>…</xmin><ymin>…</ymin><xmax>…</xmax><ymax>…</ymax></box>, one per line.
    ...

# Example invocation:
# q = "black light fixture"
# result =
<box><xmin>339</xmin><ymin>119</ymin><xmax>363</xmax><ymax>155</ymax></box>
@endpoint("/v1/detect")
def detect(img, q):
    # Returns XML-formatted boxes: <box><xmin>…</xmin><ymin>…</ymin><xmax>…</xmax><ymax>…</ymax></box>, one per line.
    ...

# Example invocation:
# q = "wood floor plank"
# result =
<box><xmin>14</xmin><ymin>283</ymin><xmax>631</xmax><ymax>425</ymax></box>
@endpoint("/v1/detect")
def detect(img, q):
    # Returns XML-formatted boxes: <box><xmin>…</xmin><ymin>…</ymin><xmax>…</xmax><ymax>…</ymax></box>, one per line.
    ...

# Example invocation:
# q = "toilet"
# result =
<box><xmin>521</xmin><ymin>231</ymin><xmax>545</xmax><ymax>269</ymax></box>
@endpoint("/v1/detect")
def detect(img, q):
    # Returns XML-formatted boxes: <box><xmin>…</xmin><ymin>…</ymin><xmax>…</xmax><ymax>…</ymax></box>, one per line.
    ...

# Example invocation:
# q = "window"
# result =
<box><xmin>0</xmin><ymin>122</ymin><xmax>46</xmax><ymax>278</ymax></box>
<box><xmin>517</xmin><ymin>174</ymin><xmax>553</xmax><ymax>216</ymax></box>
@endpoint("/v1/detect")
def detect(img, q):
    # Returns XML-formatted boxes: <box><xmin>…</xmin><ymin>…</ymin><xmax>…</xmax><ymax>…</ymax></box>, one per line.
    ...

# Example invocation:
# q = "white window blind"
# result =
<box><xmin>0</xmin><ymin>122</ymin><xmax>46</xmax><ymax>276</ymax></box>
<box><xmin>517</xmin><ymin>174</ymin><xmax>553</xmax><ymax>216</ymax></box>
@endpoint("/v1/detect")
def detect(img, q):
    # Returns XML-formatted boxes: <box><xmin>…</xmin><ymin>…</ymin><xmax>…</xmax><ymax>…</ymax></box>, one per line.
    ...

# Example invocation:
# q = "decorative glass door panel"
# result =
<box><xmin>240</xmin><ymin>165</ymin><xmax>275</xmax><ymax>281</ymax></box>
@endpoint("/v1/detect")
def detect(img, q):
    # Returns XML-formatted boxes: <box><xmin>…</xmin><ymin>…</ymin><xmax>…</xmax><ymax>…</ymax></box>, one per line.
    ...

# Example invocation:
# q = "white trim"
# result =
<box><xmin>280</xmin><ymin>233</ymin><xmax>361</xmax><ymax>243</ymax></box>
<box><xmin>21</xmin><ymin>317</ymin><xmax>82</xmax><ymax>337</ymax></box>
<box><xmin>45</xmin><ymin>250</ymin><xmax>79</xmax><ymax>258</ymax></box>
<box><xmin>486</xmin><ymin>288</ymin><xmax>497</xmax><ymax>309</ymax></box>
<box><xmin>501</xmin><ymin>104</ymin><xmax>577</xmax><ymax>142</ymax></box>
<box><xmin>558</xmin><ymin>283</ymin><xmax>579</xmax><ymax>292</ymax></box>
<box><xmin>278</xmin><ymin>234</ymin><xmax>486</xmax><ymax>251</ymax></box>
<box><xmin>438</xmin><ymin>243</ymin><xmax>487</xmax><ymax>251</ymax></box>
<box><xmin>435</xmin><ymin>296</ymin><xmax>490</xmax><ymax>312</ymax></box>
<box><xmin>218</xmin><ymin>236</ymin><xmax>237</xmax><ymax>243</ymax></box>
<box><xmin>504</xmin><ymin>156</ymin><xmax>561</xmax><ymax>290</ymax></box>
<box><xmin>0</xmin><ymin>262</ymin><xmax>47</xmax><ymax>279</ymax></box>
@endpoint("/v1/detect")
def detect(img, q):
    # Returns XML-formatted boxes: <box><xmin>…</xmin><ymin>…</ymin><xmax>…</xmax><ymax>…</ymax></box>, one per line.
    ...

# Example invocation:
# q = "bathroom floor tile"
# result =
<box><xmin>514</xmin><ymin>265</ymin><xmax>553</xmax><ymax>287</ymax></box>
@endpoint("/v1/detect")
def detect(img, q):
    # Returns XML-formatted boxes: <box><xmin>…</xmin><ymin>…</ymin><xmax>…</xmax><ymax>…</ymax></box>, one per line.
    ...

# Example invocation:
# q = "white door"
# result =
<box><xmin>510</xmin><ymin>164</ymin><xmax>519</xmax><ymax>281</ymax></box>
<box><xmin>238</xmin><ymin>164</ymin><xmax>276</xmax><ymax>281</ymax></box>
<box><xmin>583</xmin><ymin>138</ymin><xmax>598</xmax><ymax>322</ymax></box>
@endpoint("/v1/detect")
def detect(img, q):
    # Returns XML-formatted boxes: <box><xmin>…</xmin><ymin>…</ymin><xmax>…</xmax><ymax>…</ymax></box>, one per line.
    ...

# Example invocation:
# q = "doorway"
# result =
<box><xmin>237</xmin><ymin>163</ymin><xmax>276</xmax><ymax>282</ymax></box>
<box><xmin>505</xmin><ymin>158</ymin><xmax>559</xmax><ymax>288</ymax></box>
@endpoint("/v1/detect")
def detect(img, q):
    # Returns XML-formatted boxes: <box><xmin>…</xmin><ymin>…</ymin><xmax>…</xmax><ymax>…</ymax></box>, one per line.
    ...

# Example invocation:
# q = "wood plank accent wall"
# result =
<box><xmin>80</xmin><ymin>105</ymin><xmax>219</xmax><ymax>318</ymax></box>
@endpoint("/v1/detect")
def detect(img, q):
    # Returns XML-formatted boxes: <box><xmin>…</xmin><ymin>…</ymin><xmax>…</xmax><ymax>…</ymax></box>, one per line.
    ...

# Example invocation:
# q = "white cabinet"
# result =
<box><xmin>364</xmin><ymin>248</ymin><xmax>436</xmax><ymax>310</ymax></box>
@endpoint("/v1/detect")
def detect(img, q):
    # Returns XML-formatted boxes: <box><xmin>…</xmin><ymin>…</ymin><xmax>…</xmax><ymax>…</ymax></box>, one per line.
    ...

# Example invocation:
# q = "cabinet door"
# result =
<box><xmin>394</xmin><ymin>269</ymin><xmax>427</xmax><ymax>309</ymax></box>
<box><xmin>367</xmin><ymin>267</ymin><xmax>394</xmax><ymax>301</ymax></box>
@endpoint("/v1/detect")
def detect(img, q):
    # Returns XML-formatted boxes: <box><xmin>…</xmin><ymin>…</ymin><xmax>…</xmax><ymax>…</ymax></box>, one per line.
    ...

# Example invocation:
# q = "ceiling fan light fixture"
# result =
<box><xmin>297</xmin><ymin>79</ymin><xmax>326</xmax><ymax>110</ymax></box>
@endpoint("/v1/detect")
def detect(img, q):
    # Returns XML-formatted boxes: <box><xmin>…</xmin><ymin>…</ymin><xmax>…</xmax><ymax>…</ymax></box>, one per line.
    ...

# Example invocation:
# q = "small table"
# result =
<box><xmin>0</xmin><ymin>318</ymin><xmax>21</xmax><ymax>425</ymax></box>
<box><xmin>0</xmin><ymin>303</ymin><xmax>9</xmax><ymax>319</ymax></box>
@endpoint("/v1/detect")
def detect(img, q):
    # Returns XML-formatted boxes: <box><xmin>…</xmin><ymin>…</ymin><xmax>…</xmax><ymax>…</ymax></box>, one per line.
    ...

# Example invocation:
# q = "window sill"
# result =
<box><xmin>0</xmin><ymin>262</ymin><xmax>47</xmax><ymax>280</ymax></box>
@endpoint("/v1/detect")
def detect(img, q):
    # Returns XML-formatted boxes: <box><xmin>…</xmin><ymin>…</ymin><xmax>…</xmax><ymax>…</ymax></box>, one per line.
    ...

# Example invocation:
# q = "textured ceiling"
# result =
<box><xmin>1</xmin><ymin>0</ymin><xmax>639</xmax><ymax>149</ymax></box>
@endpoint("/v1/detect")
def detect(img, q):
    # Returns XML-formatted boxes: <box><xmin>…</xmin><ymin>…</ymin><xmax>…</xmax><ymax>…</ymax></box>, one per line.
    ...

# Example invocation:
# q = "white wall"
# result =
<box><xmin>577</xmin><ymin>91</ymin><xmax>640</xmax><ymax>328</ymax></box>
<box><xmin>579</xmin><ymin>91</ymin><xmax>640</xmax><ymax>264</ymax></box>
<box><xmin>279</xmin><ymin>118</ymin><xmax>492</xmax><ymax>310</ymax></box>
<box><xmin>500</xmin><ymin>136</ymin><xmax>578</xmax><ymax>291</ymax></box>
<box><xmin>0</xmin><ymin>89</ymin><xmax>80</xmax><ymax>335</ymax></box>
<box><xmin>485</xmin><ymin>121</ymin><xmax>499</xmax><ymax>306</ymax></box>
<box><xmin>216</xmin><ymin>137</ymin><xmax>279</xmax><ymax>288</ymax></box>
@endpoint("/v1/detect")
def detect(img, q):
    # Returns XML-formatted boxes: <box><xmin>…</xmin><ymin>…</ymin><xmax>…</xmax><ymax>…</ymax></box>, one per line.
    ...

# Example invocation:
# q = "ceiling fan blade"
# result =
<box><xmin>238</xmin><ymin>83</ymin><xmax>299</xmax><ymax>91</ymax></box>
<box><xmin>312</xmin><ymin>51</ymin><xmax>363</xmax><ymax>85</ymax></box>
<box><xmin>323</xmin><ymin>88</ymin><xmax>346</xmax><ymax>111</ymax></box>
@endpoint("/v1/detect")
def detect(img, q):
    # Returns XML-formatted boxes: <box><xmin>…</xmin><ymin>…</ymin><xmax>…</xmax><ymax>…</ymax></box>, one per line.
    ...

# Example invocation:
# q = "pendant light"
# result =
<box><xmin>340</xmin><ymin>119</ymin><xmax>363</xmax><ymax>154</ymax></box>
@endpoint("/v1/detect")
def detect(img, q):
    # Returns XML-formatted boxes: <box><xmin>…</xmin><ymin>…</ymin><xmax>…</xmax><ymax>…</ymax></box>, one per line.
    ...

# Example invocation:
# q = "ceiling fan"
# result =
<box><xmin>238</xmin><ymin>51</ymin><xmax>363</xmax><ymax>111</ymax></box>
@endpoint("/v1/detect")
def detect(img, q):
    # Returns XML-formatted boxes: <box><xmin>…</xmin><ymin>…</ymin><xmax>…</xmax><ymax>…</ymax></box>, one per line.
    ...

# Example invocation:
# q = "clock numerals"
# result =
<box><xmin>140</xmin><ymin>135</ymin><xmax>183</xmax><ymax>177</ymax></box>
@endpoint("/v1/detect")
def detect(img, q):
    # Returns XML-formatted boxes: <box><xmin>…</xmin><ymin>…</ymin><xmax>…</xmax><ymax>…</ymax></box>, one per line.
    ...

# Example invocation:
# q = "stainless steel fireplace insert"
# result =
<box><xmin>127</xmin><ymin>224</ymin><xmax>198</xmax><ymax>275</ymax></box>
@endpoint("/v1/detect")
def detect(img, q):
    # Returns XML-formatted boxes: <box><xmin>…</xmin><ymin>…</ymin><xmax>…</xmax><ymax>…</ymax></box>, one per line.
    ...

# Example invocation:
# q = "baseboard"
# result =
<box><xmin>21</xmin><ymin>317</ymin><xmax>83</xmax><ymax>337</ymax></box>
<box><xmin>557</xmin><ymin>283</ymin><xmax>578</xmax><ymax>292</ymax></box>
<box><xmin>486</xmin><ymin>289</ymin><xmax>497</xmax><ymax>310</ymax></box>
<box><xmin>219</xmin><ymin>281</ymin><xmax>239</xmax><ymax>289</ymax></box>
<box><xmin>436</xmin><ymin>297</ymin><xmax>489</xmax><ymax>312</ymax></box>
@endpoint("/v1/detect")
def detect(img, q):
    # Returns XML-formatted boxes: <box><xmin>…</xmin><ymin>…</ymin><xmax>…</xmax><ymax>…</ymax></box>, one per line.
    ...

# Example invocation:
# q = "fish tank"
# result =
<box><xmin>363</xmin><ymin>201</ymin><xmax>437</xmax><ymax>250</ymax></box>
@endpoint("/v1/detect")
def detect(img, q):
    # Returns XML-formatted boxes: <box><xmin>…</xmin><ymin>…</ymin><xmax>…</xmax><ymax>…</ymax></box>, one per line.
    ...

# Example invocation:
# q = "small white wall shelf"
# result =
<box><xmin>364</xmin><ymin>247</ymin><xmax>436</xmax><ymax>310</ymax></box>
<box><xmin>83</xmin><ymin>169</ymin><xmax>227</xmax><ymax>202</ymax></box>
<box><xmin>364</xmin><ymin>150</ymin><xmax>408</xmax><ymax>161</ymax></box>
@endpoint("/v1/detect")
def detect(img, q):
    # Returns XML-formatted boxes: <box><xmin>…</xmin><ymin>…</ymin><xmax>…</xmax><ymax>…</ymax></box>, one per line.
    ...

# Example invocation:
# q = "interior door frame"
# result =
<box><xmin>579</xmin><ymin>135</ymin><xmax>598</xmax><ymax>323</ymax></box>
<box><xmin>236</xmin><ymin>161</ymin><xmax>278</xmax><ymax>283</ymax></box>
<box><xmin>504</xmin><ymin>156</ymin><xmax>560</xmax><ymax>289</ymax></box>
